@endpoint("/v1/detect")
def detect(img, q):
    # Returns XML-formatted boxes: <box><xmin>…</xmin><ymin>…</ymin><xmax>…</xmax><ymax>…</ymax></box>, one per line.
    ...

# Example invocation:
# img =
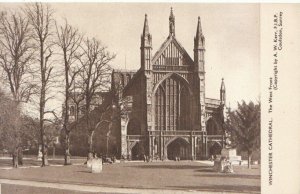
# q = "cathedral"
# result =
<box><xmin>111</xmin><ymin>8</ymin><xmax>227</xmax><ymax>160</ymax></box>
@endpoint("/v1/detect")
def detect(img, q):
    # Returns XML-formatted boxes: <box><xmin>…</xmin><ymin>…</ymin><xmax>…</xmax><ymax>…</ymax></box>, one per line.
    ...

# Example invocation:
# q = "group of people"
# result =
<box><xmin>88</xmin><ymin>152</ymin><xmax>116</xmax><ymax>164</ymax></box>
<box><xmin>143</xmin><ymin>154</ymin><xmax>151</xmax><ymax>162</ymax></box>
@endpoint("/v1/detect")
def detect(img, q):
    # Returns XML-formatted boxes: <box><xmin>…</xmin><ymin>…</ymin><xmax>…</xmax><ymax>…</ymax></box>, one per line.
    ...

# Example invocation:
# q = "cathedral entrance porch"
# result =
<box><xmin>149</xmin><ymin>130</ymin><xmax>207</xmax><ymax>160</ymax></box>
<box><xmin>166</xmin><ymin>137</ymin><xmax>190</xmax><ymax>160</ymax></box>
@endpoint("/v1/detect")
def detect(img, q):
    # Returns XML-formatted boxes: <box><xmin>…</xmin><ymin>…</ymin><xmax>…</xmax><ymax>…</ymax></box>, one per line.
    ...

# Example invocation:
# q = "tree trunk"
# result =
<box><xmin>53</xmin><ymin>145</ymin><xmax>56</xmax><ymax>159</ymax></box>
<box><xmin>12</xmin><ymin>148</ymin><xmax>18</xmax><ymax>168</ymax></box>
<box><xmin>63</xmin><ymin>105</ymin><xmax>71</xmax><ymax>165</ymax></box>
<box><xmin>64</xmin><ymin>132</ymin><xmax>71</xmax><ymax>165</ymax></box>
<box><xmin>40</xmin><ymin>132</ymin><xmax>49</xmax><ymax>166</ymax></box>
<box><xmin>40</xmin><ymin>128</ymin><xmax>45</xmax><ymax>167</ymax></box>
<box><xmin>43</xmin><ymin>144</ymin><xmax>49</xmax><ymax>166</ymax></box>
<box><xmin>247</xmin><ymin>150</ymin><xmax>252</xmax><ymax>169</ymax></box>
<box><xmin>18</xmin><ymin>147</ymin><xmax>23</xmax><ymax>165</ymax></box>
<box><xmin>63</xmin><ymin>51</ymin><xmax>72</xmax><ymax>165</ymax></box>
<box><xmin>40</xmin><ymin>41</ymin><xmax>46</xmax><ymax>167</ymax></box>
<box><xmin>88</xmin><ymin>130</ymin><xmax>95</xmax><ymax>159</ymax></box>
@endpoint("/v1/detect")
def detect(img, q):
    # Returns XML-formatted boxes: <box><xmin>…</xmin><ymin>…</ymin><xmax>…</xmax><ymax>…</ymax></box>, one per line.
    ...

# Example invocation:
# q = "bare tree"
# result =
<box><xmin>0</xmin><ymin>11</ymin><xmax>36</xmax><ymax>104</ymax></box>
<box><xmin>77</xmin><ymin>37</ymin><xmax>115</xmax><ymax>158</ymax></box>
<box><xmin>0</xmin><ymin>11</ymin><xmax>37</xmax><ymax>167</ymax></box>
<box><xmin>24</xmin><ymin>3</ymin><xmax>55</xmax><ymax>167</ymax></box>
<box><xmin>55</xmin><ymin>20</ymin><xmax>82</xmax><ymax>165</ymax></box>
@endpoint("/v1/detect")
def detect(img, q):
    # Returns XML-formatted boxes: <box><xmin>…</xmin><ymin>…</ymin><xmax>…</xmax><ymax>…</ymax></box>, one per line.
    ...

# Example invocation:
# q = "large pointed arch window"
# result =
<box><xmin>155</xmin><ymin>75</ymin><xmax>191</xmax><ymax>131</ymax></box>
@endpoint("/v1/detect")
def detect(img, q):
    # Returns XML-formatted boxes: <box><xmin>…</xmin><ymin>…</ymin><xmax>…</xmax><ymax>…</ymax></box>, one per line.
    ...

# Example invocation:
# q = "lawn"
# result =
<box><xmin>1</xmin><ymin>184</ymin><xmax>94</xmax><ymax>194</ymax></box>
<box><xmin>0</xmin><ymin>161</ymin><xmax>260</xmax><ymax>193</ymax></box>
<box><xmin>0</xmin><ymin>157</ymin><xmax>85</xmax><ymax>168</ymax></box>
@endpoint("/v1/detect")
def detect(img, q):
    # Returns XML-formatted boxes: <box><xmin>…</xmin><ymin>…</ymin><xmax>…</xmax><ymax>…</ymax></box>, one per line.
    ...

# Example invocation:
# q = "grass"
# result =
<box><xmin>0</xmin><ymin>157</ymin><xmax>85</xmax><ymax>168</ymax></box>
<box><xmin>1</xmin><ymin>184</ymin><xmax>94</xmax><ymax>194</ymax></box>
<box><xmin>0</xmin><ymin>161</ymin><xmax>260</xmax><ymax>193</ymax></box>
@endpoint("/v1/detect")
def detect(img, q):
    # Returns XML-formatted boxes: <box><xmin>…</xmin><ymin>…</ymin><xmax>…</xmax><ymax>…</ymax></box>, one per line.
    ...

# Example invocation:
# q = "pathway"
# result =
<box><xmin>0</xmin><ymin>178</ymin><xmax>239</xmax><ymax>194</ymax></box>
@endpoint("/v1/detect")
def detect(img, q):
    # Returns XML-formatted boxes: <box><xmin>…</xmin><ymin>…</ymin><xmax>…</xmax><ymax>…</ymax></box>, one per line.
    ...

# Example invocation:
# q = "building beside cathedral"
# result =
<box><xmin>111</xmin><ymin>8</ymin><xmax>227</xmax><ymax>160</ymax></box>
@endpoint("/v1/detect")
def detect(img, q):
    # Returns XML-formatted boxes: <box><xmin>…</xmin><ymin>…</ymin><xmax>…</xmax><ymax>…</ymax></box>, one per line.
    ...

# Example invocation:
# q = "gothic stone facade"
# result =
<box><xmin>112</xmin><ymin>9</ymin><xmax>226</xmax><ymax>160</ymax></box>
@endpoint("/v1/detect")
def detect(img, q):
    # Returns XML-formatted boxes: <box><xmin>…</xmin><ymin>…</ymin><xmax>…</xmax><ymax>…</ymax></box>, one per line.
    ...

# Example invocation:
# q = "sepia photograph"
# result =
<box><xmin>0</xmin><ymin>3</ymin><xmax>262</xmax><ymax>194</ymax></box>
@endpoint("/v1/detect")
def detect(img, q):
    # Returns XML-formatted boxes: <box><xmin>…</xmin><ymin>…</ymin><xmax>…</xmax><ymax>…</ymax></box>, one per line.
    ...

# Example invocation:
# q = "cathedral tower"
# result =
<box><xmin>194</xmin><ymin>16</ymin><xmax>206</xmax><ymax>132</ymax></box>
<box><xmin>141</xmin><ymin>14</ymin><xmax>152</xmax><ymax>71</ymax></box>
<box><xmin>140</xmin><ymin>14</ymin><xmax>153</xmax><ymax>137</ymax></box>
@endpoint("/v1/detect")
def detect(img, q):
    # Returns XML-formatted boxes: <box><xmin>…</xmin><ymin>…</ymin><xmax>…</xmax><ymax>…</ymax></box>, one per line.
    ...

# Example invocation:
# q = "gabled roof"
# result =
<box><xmin>120</xmin><ymin>35</ymin><xmax>195</xmax><ymax>97</ymax></box>
<box><xmin>152</xmin><ymin>35</ymin><xmax>194</xmax><ymax>64</ymax></box>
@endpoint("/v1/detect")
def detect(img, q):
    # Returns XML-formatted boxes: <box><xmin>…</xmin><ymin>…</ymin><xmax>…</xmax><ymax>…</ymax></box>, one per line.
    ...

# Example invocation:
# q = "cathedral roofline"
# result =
<box><xmin>151</xmin><ymin>35</ymin><xmax>194</xmax><ymax>65</ymax></box>
<box><xmin>113</xmin><ymin>69</ymin><xmax>137</xmax><ymax>73</ymax></box>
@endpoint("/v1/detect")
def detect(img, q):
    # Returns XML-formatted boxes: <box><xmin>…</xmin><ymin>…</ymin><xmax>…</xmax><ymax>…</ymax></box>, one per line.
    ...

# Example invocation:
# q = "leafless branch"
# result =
<box><xmin>0</xmin><ymin>10</ymin><xmax>37</xmax><ymax>103</ymax></box>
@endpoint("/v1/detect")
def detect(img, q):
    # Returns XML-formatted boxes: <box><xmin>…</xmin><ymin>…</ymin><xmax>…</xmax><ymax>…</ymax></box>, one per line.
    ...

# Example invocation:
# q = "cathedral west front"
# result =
<box><xmin>111</xmin><ymin>8</ymin><xmax>227</xmax><ymax>160</ymax></box>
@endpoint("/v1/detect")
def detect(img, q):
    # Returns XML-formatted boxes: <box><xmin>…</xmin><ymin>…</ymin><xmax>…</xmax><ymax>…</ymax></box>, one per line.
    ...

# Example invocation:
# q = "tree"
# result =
<box><xmin>226</xmin><ymin>101</ymin><xmax>260</xmax><ymax>169</ymax></box>
<box><xmin>55</xmin><ymin>20</ymin><xmax>82</xmax><ymax>165</ymax></box>
<box><xmin>0</xmin><ymin>89</ymin><xmax>22</xmax><ymax>167</ymax></box>
<box><xmin>0</xmin><ymin>88</ymin><xmax>48</xmax><ymax>167</ymax></box>
<box><xmin>0</xmin><ymin>10</ymin><xmax>37</xmax><ymax>167</ymax></box>
<box><xmin>76</xmin><ymin>37</ymin><xmax>115</xmax><ymax>157</ymax></box>
<box><xmin>0</xmin><ymin>11</ymin><xmax>36</xmax><ymax>104</ymax></box>
<box><xmin>25</xmin><ymin>3</ymin><xmax>56</xmax><ymax>167</ymax></box>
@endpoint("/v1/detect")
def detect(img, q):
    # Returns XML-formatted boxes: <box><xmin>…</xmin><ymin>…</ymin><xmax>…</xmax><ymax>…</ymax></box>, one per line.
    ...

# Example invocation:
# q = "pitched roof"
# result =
<box><xmin>152</xmin><ymin>35</ymin><xmax>194</xmax><ymax>64</ymax></box>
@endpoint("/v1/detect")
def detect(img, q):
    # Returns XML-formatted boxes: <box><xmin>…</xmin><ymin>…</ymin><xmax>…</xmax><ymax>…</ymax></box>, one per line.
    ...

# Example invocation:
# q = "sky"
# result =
<box><xmin>0</xmin><ymin>3</ymin><xmax>260</xmax><ymax>115</ymax></box>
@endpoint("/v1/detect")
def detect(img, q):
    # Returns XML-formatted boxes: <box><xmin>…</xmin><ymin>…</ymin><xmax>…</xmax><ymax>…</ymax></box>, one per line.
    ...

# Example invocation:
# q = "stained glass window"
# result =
<box><xmin>155</xmin><ymin>76</ymin><xmax>190</xmax><ymax>131</ymax></box>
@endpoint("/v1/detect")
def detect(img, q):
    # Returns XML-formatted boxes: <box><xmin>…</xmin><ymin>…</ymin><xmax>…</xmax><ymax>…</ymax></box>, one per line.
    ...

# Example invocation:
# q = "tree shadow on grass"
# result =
<box><xmin>194</xmin><ymin>166</ymin><xmax>261</xmax><ymax>179</ymax></box>
<box><xmin>127</xmin><ymin>164</ymin><xmax>203</xmax><ymax>170</ymax></box>
<box><xmin>194</xmin><ymin>173</ymin><xmax>261</xmax><ymax>179</ymax></box>
<box><xmin>168</xmin><ymin>185</ymin><xmax>261</xmax><ymax>193</ymax></box>
<box><xmin>0</xmin><ymin>160</ymin><xmax>14</xmax><ymax>167</ymax></box>
<box><xmin>194</xmin><ymin>166</ymin><xmax>215</xmax><ymax>172</ymax></box>
<box><xmin>0</xmin><ymin>159</ymin><xmax>66</xmax><ymax>168</ymax></box>
<box><xmin>0</xmin><ymin>160</ymin><xmax>41</xmax><ymax>167</ymax></box>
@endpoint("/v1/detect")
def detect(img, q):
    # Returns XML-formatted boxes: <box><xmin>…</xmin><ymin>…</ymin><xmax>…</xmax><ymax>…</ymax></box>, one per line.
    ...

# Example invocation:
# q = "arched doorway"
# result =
<box><xmin>167</xmin><ymin>138</ymin><xmax>190</xmax><ymax>160</ymax></box>
<box><xmin>131</xmin><ymin>143</ymin><xmax>140</xmax><ymax>160</ymax></box>
<box><xmin>209</xmin><ymin>142</ymin><xmax>222</xmax><ymax>157</ymax></box>
<box><xmin>131</xmin><ymin>142</ymin><xmax>145</xmax><ymax>160</ymax></box>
